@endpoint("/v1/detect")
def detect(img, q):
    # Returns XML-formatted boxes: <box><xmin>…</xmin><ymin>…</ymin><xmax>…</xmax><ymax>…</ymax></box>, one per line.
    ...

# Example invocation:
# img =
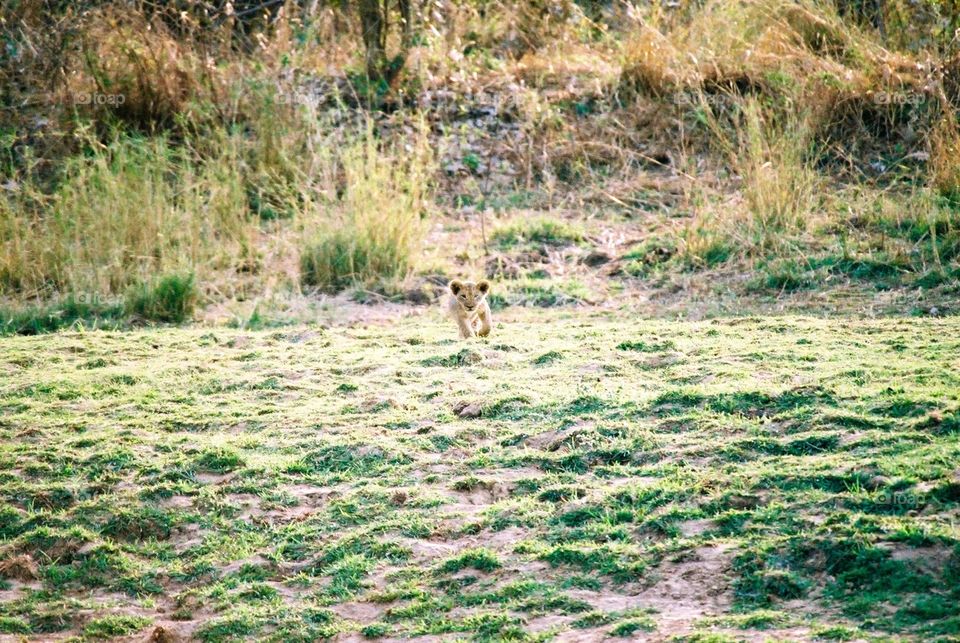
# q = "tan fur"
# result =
<box><xmin>447</xmin><ymin>279</ymin><xmax>492</xmax><ymax>339</ymax></box>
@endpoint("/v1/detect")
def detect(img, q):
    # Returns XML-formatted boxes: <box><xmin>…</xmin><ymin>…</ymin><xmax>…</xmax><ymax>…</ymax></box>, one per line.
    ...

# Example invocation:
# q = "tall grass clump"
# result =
<box><xmin>0</xmin><ymin>296</ymin><xmax>127</xmax><ymax>336</ymax></box>
<box><xmin>734</xmin><ymin>100</ymin><xmax>821</xmax><ymax>249</ymax></box>
<box><xmin>126</xmin><ymin>273</ymin><xmax>198</xmax><ymax>323</ymax></box>
<box><xmin>678</xmin><ymin>97</ymin><xmax>821</xmax><ymax>267</ymax></box>
<box><xmin>300</xmin><ymin>124</ymin><xmax>434</xmax><ymax>293</ymax></box>
<box><xmin>0</xmin><ymin>132</ymin><xmax>252</xmax><ymax>299</ymax></box>
<box><xmin>930</xmin><ymin>108</ymin><xmax>960</xmax><ymax>203</ymax></box>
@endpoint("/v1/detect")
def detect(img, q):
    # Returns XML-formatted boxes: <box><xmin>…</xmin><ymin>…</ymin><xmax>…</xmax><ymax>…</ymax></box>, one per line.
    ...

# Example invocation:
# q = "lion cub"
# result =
<box><xmin>447</xmin><ymin>279</ymin><xmax>492</xmax><ymax>339</ymax></box>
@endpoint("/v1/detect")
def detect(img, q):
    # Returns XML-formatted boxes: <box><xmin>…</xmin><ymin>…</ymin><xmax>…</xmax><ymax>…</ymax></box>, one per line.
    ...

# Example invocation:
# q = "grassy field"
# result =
<box><xmin>1</xmin><ymin>312</ymin><xmax>959</xmax><ymax>641</ymax></box>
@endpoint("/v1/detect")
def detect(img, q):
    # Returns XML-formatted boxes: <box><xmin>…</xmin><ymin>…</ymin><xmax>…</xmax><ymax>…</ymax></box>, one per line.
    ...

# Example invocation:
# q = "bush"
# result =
<box><xmin>930</xmin><ymin>110</ymin><xmax>960</xmax><ymax>200</ymax></box>
<box><xmin>302</xmin><ymin>232</ymin><xmax>410</xmax><ymax>293</ymax></box>
<box><xmin>300</xmin><ymin>127</ymin><xmax>432</xmax><ymax>293</ymax></box>
<box><xmin>74</xmin><ymin>7</ymin><xmax>204</xmax><ymax>129</ymax></box>
<box><xmin>0</xmin><ymin>133</ymin><xmax>250</xmax><ymax>300</ymax></box>
<box><xmin>126</xmin><ymin>273</ymin><xmax>198</xmax><ymax>323</ymax></box>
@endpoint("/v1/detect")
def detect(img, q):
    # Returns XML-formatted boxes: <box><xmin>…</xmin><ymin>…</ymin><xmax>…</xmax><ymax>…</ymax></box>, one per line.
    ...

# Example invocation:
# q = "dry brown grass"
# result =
<box><xmin>72</xmin><ymin>8</ymin><xmax>206</xmax><ymax>128</ymax></box>
<box><xmin>0</xmin><ymin>553</ymin><xmax>39</xmax><ymax>581</ymax></box>
<box><xmin>619</xmin><ymin>0</ymin><xmax>934</xmax><ymax>127</ymax></box>
<box><xmin>2</xmin><ymin>0</ymin><xmax>957</xmax><ymax>321</ymax></box>
<box><xmin>930</xmin><ymin>106</ymin><xmax>960</xmax><ymax>198</ymax></box>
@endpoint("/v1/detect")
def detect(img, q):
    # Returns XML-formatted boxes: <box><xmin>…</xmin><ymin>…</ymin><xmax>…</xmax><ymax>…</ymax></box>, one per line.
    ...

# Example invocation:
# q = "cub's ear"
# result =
<box><xmin>477</xmin><ymin>280</ymin><xmax>490</xmax><ymax>294</ymax></box>
<box><xmin>449</xmin><ymin>280</ymin><xmax>463</xmax><ymax>295</ymax></box>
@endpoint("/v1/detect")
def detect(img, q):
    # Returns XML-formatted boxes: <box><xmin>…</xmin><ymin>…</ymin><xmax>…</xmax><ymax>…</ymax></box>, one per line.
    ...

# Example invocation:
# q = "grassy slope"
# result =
<box><xmin>1</xmin><ymin>313</ymin><xmax>959</xmax><ymax>641</ymax></box>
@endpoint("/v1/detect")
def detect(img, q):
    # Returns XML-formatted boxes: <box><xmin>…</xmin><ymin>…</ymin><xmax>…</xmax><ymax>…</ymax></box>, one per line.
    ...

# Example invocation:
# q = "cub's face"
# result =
<box><xmin>449</xmin><ymin>280</ymin><xmax>490</xmax><ymax>313</ymax></box>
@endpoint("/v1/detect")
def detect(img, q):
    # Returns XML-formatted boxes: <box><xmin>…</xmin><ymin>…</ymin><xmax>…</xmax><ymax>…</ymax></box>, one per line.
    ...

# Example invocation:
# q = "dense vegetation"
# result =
<box><xmin>1</xmin><ymin>0</ymin><xmax>959</xmax><ymax>330</ymax></box>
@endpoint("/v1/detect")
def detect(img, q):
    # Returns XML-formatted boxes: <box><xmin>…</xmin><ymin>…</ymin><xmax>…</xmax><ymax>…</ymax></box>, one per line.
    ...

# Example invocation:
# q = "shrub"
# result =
<box><xmin>0</xmin><ymin>133</ymin><xmax>250</xmax><ymax>300</ymax></box>
<box><xmin>126</xmin><ymin>273</ymin><xmax>198</xmax><ymax>323</ymax></box>
<box><xmin>930</xmin><ymin>109</ymin><xmax>960</xmax><ymax>200</ymax></box>
<box><xmin>301</xmin><ymin>126</ymin><xmax>432</xmax><ymax>293</ymax></box>
<box><xmin>72</xmin><ymin>7</ymin><xmax>208</xmax><ymax>129</ymax></box>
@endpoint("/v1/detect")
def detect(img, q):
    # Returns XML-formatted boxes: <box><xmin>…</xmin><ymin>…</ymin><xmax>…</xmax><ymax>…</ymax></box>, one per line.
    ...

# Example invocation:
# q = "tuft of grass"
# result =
<box><xmin>126</xmin><ymin>273</ymin><xmax>198</xmax><ymax>324</ymax></box>
<box><xmin>492</xmin><ymin>217</ymin><xmax>584</xmax><ymax>249</ymax></box>
<box><xmin>609</xmin><ymin>616</ymin><xmax>656</xmax><ymax>636</ymax></box>
<box><xmin>617</xmin><ymin>339</ymin><xmax>675</xmax><ymax>352</ymax></box>
<box><xmin>0</xmin><ymin>617</ymin><xmax>30</xmax><ymax>634</ymax></box>
<box><xmin>533</xmin><ymin>350</ymin><xmax>564</xmax><ymax>365</ymax></box>
<box><xmin>194</xmin><ymin>447</ymin><xmax>244</xmax><ymax>473</ymax></box>
<box><xmin>361</xmin><ymin>622</ymin><xmax>390</xmax><ymax>638</ymax></box>
<box><xmin>439</xmin><ymin>548</ymin><xmax>502</xmax><ymax>574</ymax></box>
<box><xmin>83</xmin><ymin>615</ymin><xmax>151</xmax><ymax>639</ymax></box>
<box><xmin>300</xmin><ymin>126</ymin><xmax>432</xmax><ymax>293</ymax></box>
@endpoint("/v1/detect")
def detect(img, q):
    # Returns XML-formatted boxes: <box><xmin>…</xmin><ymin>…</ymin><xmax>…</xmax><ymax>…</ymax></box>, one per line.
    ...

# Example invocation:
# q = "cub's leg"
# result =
<box><xmin>457</xmin><ymin>316</ymin><xmax>475</xmax><ymax>339</ymax></box>
<box><xmin>477</xmin><ymin>304</ymin><xmax>492</xmax><ymax>338</ymax></box>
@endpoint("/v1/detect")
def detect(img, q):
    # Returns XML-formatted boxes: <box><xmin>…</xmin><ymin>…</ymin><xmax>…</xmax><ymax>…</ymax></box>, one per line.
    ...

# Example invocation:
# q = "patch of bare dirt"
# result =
<box><xmin>638</xmin><ymin>544</ymin><xmax>734</xmax><ymax>634</ymax></box>
<box><xmin>283</xmin><ymin>483</ymin><xmax>343</xmax><ymax>504</ymax></box>
<box><xmin>170</xmin><ymin>523</ymin><xmax>205</xmax><ymax>554</ymax></box>
<box><xmin>880</xmin><ymin>541</ymin><xmax>954</xmax><ymax>576</ymax></box>
<box><xmin>677</xmin><ymin>519</ymin><xmax>715</xmax><ymax>537</ymax></box>
<box><xmin>254</xmin><ymin>504</ymin><xmax>318</xmax><ymax>526</ymax></box>
<box><xmin>132</xmin><ymin>619</ymin><xmax>203</xmax><ymax>642</ymax></box>
<box><xmin>193</xmin><ymin>472</ymin><xmax>233</xmax><ymax>485</ymax></box>
<box><xmin>330</xmin><ymin>600</ymin><xmax>388</xmax><ymax>624</ymax></box>
<box><xmin>551</xmin><ymin>627</ymin><xmax>607</xmax><ymax>642</ymax></box>
<box><xmin>392</xmin><ymin>535</ymin><xmax>460</xmax><ymax>562</ymax></box>
<box><xmin>448</xmin><ymin>480</ymin><xmax>514</xmax><ymax>506</ymax></box>
<box><xmin>0</xmin><ymin>579</ymin><xmax>39</xmax><ymax>603</ymax></box>
<box><xmin>333</xmin><ymin>634</ymin><xmax>445</xmax><ymax>643</ymax></box>
<box><xmin>219</xmin><ymin>555</ymin><xmax>276</xmax><ymax>576</ymax></box>
<box><xmin>159</xmin><ymin>494</ymin><xmax>194</xmax><ymax>510</ymax></box>
<box><xmin>564</xmin><ymin>589</ymin><xmax>639</xmax><ymax>613</ymax></box>
<box><xmin>465</xmin><ymin>466</ymin><xmax>544</xmax><ymax>483</ymax></box>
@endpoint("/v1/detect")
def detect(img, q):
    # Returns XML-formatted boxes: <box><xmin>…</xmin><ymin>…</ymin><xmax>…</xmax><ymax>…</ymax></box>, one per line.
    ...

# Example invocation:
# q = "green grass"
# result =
<box><xmin>0</xmin><ymin>313</ymin><xmax>958</xmax><ymax>639</ymax></box>
<box><xmin>126</xmin><ymin>273</ymin><xmax>198</xmax><ymax>323</ymax></box>
<box><xmin>0</xmin><ymin>273</ymin><xmax>198</xmax><ymax>335</ymax></box>
<box><xmin>0</xmin><ymin>296</ymin><xmax>128</xmax><ymax>335</ymax></box>
<box><xmin>299</xmin><ymin>129</ymin><xmax>432</xmax><ymax>293</ymax></box>
<box><xmin>83</xmin><ymin>615</ymin><xmax>151</xmax><ymax>639</ymax></box>
<box><xmin>492</xmin><ymin>217</ymin><xmax>585</xmax><ymax>249</ymax></box>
